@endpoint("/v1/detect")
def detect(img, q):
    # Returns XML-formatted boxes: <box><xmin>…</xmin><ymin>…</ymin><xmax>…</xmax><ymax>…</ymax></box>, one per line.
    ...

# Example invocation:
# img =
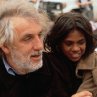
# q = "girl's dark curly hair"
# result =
<box><xmin>44</xmin><ymin>12</ymin><xmax>96</xmax><ymax>59</ymax></box>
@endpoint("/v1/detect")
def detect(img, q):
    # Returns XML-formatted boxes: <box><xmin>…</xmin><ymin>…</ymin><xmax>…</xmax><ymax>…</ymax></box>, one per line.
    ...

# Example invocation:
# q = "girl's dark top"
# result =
<box><xmin>0</xmin><ymin>52</ymin><xmax>82</xmax><ymax>97</ymax></box>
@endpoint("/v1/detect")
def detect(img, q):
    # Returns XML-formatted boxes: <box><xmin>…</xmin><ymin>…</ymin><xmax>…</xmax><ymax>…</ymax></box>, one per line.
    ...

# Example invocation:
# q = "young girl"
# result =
<box><xmin>45</xmin><ymin>12</ymin><xmax>96</xmax><ymax>97</ymax></box>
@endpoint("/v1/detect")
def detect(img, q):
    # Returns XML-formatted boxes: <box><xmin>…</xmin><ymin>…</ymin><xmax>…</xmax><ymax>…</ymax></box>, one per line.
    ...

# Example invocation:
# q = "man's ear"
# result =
<box><xmin>0</xmin><ymin>45</ymin><xmax>10</xmax><ymax>54</ymax></box>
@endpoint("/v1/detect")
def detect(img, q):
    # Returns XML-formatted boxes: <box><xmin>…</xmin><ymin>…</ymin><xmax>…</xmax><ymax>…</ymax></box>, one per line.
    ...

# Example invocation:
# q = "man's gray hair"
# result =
<box><xmin>0</xmin><ymin>0</ymin><xmax>50</xmax><ymax>52</ymax></box>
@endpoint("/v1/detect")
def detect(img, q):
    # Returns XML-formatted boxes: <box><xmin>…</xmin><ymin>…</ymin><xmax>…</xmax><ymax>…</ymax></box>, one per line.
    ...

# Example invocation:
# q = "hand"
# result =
<box><xmin>71</xmin><ymin>91</ymin><xmax>93</xmax><ymax>97</ymax></box>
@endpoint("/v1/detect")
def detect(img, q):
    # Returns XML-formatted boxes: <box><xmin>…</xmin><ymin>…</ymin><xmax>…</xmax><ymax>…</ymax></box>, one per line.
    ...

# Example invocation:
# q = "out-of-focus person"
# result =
<box><xmin>76</xmin><ymin>0</ymin><xmax>93</xmax><ymax>20</ymax></box>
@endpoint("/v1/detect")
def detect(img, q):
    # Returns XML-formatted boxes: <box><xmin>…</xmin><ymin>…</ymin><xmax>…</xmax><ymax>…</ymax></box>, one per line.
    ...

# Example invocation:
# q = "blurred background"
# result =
<box><xmin>30</xmin><ymin>0</ymin><xmax>97</xmax><ymax>21</ymax></box>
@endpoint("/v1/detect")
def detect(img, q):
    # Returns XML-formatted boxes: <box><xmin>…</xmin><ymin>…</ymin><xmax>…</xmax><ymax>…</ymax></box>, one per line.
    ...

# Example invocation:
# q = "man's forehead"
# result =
<box><xmin>11</xmin><ymin>17</ymin><xmax>34</xmax><ymax>26</ymax></box>
<box><xmin>11</xmin><ymin>17</ymin><xmax>42</xmax><ymax>36</ymax></box>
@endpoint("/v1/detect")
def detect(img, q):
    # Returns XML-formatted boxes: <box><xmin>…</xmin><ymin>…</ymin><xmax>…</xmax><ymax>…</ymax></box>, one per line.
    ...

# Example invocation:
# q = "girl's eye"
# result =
<box><xmin>63</xmin><ymin>41</ymin><xmax>73</xmax><ymax>46</ymax></box>
<box><xmin>78</xmin><ymin>39</ymin><xmax>86</xmax><ymax>45</ymax></box>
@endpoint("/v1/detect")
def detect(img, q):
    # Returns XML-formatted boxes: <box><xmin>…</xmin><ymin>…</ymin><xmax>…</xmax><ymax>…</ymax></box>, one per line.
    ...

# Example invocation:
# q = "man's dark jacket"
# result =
<box><xmin>0</xmin><ymin>52</ymin><xmax>82</xmax><ymax>97</ymax></box>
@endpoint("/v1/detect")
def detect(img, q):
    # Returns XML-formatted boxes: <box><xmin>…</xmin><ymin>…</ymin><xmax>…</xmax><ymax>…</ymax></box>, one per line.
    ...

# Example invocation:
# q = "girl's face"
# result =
<box><xmin>61</xmin><ymin>30</ymin><xmax>86</xmax><ymax>62</ymax></box>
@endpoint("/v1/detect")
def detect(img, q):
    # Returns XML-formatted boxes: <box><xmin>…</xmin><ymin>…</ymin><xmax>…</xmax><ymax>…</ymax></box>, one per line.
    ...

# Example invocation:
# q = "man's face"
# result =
<box><xmin>61</xmin><ymin>30</ymin><xmax>86</xmax><ymax>62</ymax></box>
<box><xmin>5</xmin><ymin>17</ymin><xmax>44</xmax><ymax>75</ymax></box>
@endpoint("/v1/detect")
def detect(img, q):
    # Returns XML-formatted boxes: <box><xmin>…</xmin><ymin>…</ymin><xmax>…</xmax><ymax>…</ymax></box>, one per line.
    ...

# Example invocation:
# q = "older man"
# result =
<box><xmin>0</xmin><ymin>0</ymin><xmax>52</xmax><ymax>97</ymax></box>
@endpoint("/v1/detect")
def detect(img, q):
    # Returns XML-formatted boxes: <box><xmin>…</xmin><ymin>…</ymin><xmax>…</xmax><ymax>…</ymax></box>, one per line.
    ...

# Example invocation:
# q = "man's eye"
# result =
<box><xmin>39</xmin><ymin>32</ymin><xmax>44</xmax><ymax>37</ymax></box>
<box><xmin>23</xmin><ymin>36</ymin><xmax>32</xmax><ymax>41</ymax></box>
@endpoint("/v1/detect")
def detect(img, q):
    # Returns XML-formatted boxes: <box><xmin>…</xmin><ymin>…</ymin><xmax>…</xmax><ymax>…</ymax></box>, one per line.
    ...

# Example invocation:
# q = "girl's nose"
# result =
<box><xmin>72</xmin><ymin>44</ymin><xmax>80</xmax><ymax>51</ymax></box>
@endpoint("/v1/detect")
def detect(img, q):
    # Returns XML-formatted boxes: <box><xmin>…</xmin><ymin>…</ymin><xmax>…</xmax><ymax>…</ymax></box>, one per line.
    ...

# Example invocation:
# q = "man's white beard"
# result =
<box><xmin>9</xmin><ymin>48</ymin><xmax>43</xmax><ymax>75</ymax></box>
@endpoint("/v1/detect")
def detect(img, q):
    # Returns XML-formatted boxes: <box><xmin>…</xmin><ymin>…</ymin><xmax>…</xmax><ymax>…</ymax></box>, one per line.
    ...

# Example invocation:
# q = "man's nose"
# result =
<box><xmin>33</xmin><ymin>36</ymin><xmax>43</xmax><ymax>50</ymax></box>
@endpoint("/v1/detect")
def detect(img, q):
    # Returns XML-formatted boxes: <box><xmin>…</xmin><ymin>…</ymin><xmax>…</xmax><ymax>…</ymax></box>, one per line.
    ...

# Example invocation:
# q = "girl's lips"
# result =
<box><xmin>71</xmin><ymin>53</ymin><xmax>81</xmax><ymax>58</ymax></box>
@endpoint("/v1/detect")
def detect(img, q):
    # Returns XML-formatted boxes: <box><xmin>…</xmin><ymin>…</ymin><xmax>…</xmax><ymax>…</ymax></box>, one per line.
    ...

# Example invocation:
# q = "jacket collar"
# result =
<box><xmin>76</xmin><ymin>52</ymin><xmax>97</xmax><ymax>77</ymax></box>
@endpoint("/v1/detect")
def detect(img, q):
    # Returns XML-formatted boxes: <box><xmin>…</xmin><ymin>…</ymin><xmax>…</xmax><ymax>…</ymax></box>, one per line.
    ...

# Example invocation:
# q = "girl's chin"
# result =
<box><xmin>71</xmin><ymin>57</ymin><xmax>81</xmax><ymax>62</ymax></box>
